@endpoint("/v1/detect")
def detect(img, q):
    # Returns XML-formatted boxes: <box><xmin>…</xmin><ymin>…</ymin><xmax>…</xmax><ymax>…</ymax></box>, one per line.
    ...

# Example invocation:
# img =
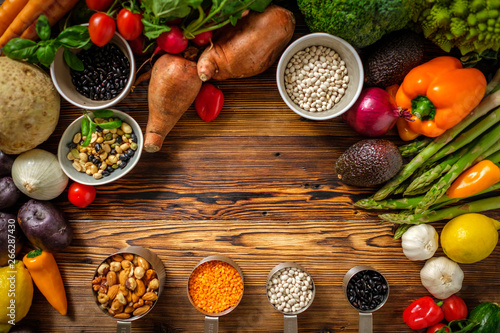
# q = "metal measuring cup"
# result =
<box><xmin>92</xmin><ymin>246</ymin><xmax>166</xmax><ymax>333</ymax></box>
<box><xmin>342</xmin><ymin>265</ymin><xmax>389</xmax><ymax>333</ymax></box>
<box><xmin>187</xmin><ymin>255</ymin><xmax>245</xmax><ymax>333</ymax></box>
<box><xmin>266</xmin><ymin>263</ymin><xmax>316</xmax><ymax>333</ymax></box>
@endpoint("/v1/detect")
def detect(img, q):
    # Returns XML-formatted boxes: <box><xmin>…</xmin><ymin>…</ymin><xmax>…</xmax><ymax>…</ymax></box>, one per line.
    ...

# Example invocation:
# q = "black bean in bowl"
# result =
<box><xmin>71</xmin><ymin>43</ymin><xmax>130</xmax><ymax>101</ymax></box>
<box><xmin>346</xmin><ymin>269</ymin><xmax>388</xmax><ymax>311</ymax></box>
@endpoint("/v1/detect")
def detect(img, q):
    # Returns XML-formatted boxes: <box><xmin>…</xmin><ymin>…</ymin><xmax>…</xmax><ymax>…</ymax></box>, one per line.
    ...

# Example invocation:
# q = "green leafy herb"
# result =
<box><xmin>63</xmin><ymin>48</ymin><xmax>84</xmax><ymax>71</ymax></box>
<box><xmin>2</xmin><ymin>15</ymin><xmax>91</xmax><ymax>70</ymax></box>
<box><xmin>80</xmin><ymin>110</ymin><xmax>122</xmax><ymax>147</ymax></box>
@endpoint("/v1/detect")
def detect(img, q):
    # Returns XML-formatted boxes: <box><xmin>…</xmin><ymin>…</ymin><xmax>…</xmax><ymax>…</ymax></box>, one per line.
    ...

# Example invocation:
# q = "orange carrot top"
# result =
<box><xmin>396</xmin><ymin>56</ymin><xmax>487</xmax><ymax>137</ymax></box>
<box><xmin>23</xmin><ymin>249</ymin><xmax>68</xmax><ymax>316</ymax></box>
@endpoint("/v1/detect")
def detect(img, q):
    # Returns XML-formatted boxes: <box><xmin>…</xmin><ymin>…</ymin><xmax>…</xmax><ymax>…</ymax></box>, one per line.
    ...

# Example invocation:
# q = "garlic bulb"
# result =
<box><xmin>420</xmin><ymin>256</ymin><xmax>464</xmax><ymax>299</ymax></box>
<box><xmin>12</xmin><ymin>149</ymin><xmax>68</xmax><ymax>200</ymax></box>
<box><xmin>401</xmin><ymin>224</ymin><xmax>439</xmax><ymax>261</ymax></box>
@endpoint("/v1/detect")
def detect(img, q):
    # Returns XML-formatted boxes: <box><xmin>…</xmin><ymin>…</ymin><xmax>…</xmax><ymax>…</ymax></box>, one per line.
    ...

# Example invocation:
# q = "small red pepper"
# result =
<box><xmin>441</xmin><ymin>294</ymin><xmax>468</xmax><ymax>322</ymax></box>
<box><xmin>194</xmin><ymin>83</ymin><xmax>224</xmax><ymax>122</ymax></box>
<box><xmin>403</xmin><ymin>296</ymin><xmax>444</xmax><ymax>330</ymax></box>
<box><xmin>427</xmin><ymin>323</ymin><xmax>450</xmax><ymax>333</ymax></box>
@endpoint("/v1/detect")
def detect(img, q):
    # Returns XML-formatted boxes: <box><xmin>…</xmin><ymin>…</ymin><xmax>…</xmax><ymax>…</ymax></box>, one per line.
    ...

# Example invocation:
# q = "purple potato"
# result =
<box><xmin>0</xmin><ymin>150</ymin><xmax>14</xmax><ymax>176</ymax></box>
<box><xmin>18</xmin><ymin>199</ymin><xmax>73</xmax><ymax>252</ymax></box>
<box><xmin>0</xmin><ymin>176</ymin><xmax>21</xmax><ymax>209</ymax></box>
<box><xmin>0</xmin><ymin>212</ymin><xmax>23</xmax><ymax>266</ymax></box>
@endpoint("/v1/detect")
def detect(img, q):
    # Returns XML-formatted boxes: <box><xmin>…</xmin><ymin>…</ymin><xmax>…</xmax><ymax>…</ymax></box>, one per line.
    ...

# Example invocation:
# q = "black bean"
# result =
<box><xmin>126</xmin><ymin>149</ymin><xmax>134</xmax><ymax>157</ymax></box>
<box><xmin>115</xmin><ymin>136</ymin><xmax>122</xmax><ymax>143</ymax></box>
<box><xmin>118</xmin><ymin>161</ymin><xmax>127</xmax><ymax>169</ymax></box>
<box><xmin>102</xmin><ymin>170</ymin><xmax>110</xmax><ymax>177</ymax></box>
<box><xmin>346</xmin><ymin>270</ymin><xmax>388</xmax><ymax>311</ymax></box>
<box><xmin>106</xmin><ymin>166</ymin><xmax>114</xmax><ymax>173</ymax></box>
<box><xmin>110</xmin><ymin>149</ymin><xmax>116</xmax><ymax>155</ymax></box>
<box><xmin>130</xmin><ymin>133</ymin><xmax>137</xmax><ymax>143</ymax></box>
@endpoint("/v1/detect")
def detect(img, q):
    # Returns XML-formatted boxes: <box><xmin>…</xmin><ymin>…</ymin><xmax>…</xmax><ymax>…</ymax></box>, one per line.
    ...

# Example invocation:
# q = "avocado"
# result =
<box><xmin>362</xmin><ymin>29</ymin><xmax>424</xmax><ymax>88</ymax></box>
<box><xmin>335</xmin><ymin>139</ymin><xmax>403</xmax><ymax>187</ymax></box>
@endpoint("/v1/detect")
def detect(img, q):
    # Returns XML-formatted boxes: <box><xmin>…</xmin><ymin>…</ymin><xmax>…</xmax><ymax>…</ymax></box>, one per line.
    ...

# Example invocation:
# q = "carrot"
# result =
<box><xmin>0</xmin><ymin>0</ymin><xmax>52</xmax><ymax>48</ymax></box>
<box><xmin>0</xmin><ymin>0</ymin><xmax>29</xmax><ymax>38</ymax></box>
<box><xmin>145</xmin><ymin>53</ymin><xmax>202</xmax><ymax>153</ymax></box>
<box><xmin>197</xmin><ymin>4</ymin><xmax>296</xmax><ymax>82</ymax></box>
<box><xmin>19</xmin><ymin>0</ymin><xmax>80</xmax><ymax>41</ymax></box>
<box><xmin>23</xmin><ymin>249</ymin><xmax>68</xmax><ymax>316</ymax></box>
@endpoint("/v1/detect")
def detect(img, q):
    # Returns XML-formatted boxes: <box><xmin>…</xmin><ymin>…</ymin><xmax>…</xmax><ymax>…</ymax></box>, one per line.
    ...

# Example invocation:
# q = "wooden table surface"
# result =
<box><xmin>19</xmin><ymin>6</ymin><xmax>500</xmax><ymax>333</ymax></box>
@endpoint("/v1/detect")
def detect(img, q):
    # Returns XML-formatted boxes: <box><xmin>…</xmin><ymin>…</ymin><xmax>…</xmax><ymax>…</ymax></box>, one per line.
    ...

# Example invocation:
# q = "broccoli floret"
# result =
<box><xmin>297</xmin><ymin>0</ymin><xmax>418</xmax><ymax>49</ymax></box>
<box><xmin>412</xmin><ymin>0</ymin><xmax>500</xmax><ymax>56</ymax></box>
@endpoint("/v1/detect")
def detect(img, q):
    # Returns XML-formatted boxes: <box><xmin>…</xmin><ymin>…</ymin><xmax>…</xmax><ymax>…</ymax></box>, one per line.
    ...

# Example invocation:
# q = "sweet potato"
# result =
<box><xmin>197</xmin><ymin>4</ymin><xmax>295</xmax><ymax>82</ymax></box>
<box><xmin>145</xmin><ymin>53</ymin><xmax>202</xmax><ymax>153</ymax></box>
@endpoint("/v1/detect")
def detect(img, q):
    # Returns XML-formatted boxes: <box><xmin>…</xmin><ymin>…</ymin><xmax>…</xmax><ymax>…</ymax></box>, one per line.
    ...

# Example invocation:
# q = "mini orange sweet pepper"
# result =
<box><xmin>447</xmin><ymin>160</ymin><xmax>500</xmax><ymax>198</ymax></box>
<box><xmin>396</xmin><ymin>56</ymin><xmax>487</xmax><ymax>137</ymax></box>
<box><xmin>23</xmin><ymin>249</ymin><xmax>68</xmax><ymax>315</ymax></box>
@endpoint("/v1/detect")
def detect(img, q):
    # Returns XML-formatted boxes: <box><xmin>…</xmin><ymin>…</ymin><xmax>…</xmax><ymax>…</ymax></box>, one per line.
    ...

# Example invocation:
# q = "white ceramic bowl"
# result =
<box><xmin>57</xmin><ymin>109</ymin><xmax>143</xmax><ymax>186</ymax></box>
<box><xmin>276</xmin><ymin>32</ymin><xmax>364</xmax><ymax>120</ymax></box>
<box><xmin>50</xmin><ymin>27</ymin><xmax>135</xmax><ymax>110</ymax></box>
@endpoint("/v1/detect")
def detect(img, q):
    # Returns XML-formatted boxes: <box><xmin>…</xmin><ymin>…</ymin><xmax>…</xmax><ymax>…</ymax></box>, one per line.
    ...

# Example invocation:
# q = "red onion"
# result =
<box><xmin>342</xmin><ymin>87</ymin><xmax>408</xmax><ymax>137</ymax></box>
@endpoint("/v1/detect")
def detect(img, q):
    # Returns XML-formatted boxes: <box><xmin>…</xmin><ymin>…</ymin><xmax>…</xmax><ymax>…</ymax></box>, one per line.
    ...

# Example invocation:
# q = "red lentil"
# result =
<box><xmin>188</xmin><ymin>260</ymin><xmax>243</xmax><ymax>314</ymax></box>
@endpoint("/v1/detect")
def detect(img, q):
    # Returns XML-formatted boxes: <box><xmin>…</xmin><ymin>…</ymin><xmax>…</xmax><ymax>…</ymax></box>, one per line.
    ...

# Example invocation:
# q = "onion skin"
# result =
<box><xmin>342</xmin><ymin>87</ymin><xmax>403</xmax><ymax>137</ymax></box>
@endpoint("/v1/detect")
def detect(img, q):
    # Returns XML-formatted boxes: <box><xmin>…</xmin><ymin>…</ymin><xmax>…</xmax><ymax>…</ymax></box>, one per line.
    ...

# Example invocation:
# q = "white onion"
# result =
<box><xmin>12</xmin><ymin>149</ymin><xmax>68</xmax><ymax>200</ymax></box>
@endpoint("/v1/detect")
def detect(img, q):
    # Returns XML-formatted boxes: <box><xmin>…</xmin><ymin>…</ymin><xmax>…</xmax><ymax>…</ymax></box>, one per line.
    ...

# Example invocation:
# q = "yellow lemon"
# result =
<box><xmin>0</xmin><ymin>261</ymin><xmax>34</xmax><ymax>332</ymax></box>
<box><xmin>441</xmin><ymin>213</ymin><xmax>500</xmax><ymax>264</ymax></box>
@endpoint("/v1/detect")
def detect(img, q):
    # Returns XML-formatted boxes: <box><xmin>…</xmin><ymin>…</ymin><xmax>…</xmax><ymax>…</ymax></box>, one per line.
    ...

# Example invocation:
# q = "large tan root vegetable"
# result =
<box><xmin>0</xmin><ymin>57</ymin><xmax>60</xmax><ymax>154</ymax></box>
<box><xmin>145</xmin><ymin>54</ymin><xmax>202</xmax><ymax>153</ymax></box>
<box><xmin>197</xmin><ymin>4</ymin><xmax>296</xmax><ymax>82</ymax></box>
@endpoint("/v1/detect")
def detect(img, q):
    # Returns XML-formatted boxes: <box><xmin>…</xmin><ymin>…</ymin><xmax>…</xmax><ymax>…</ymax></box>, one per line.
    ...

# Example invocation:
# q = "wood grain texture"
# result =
<box><xmin>17</xmin><ymin>7</ymin><xmax>500</xmax><ymax>333</ymax></box>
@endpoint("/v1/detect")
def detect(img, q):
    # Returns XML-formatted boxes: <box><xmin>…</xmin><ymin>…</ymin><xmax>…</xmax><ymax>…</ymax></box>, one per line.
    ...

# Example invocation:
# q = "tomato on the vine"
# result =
<box><xmin>426</xmin><ymin>323</ymin><xmax>450</xmax><ymax>333</ymax></box>
<box><xmin>116</xmin><ymin>8</ymin><xmax>143</xmax><ymax>41</ymax></box>
<box><xmin>86</xmin><ymin>0</ymin><xmax>114</xmax><ymax>11</ymax></box>
<box><xmin>88</xmin><ymin>12</ymin><xmax>116</xmax><ymax>47</ymax></box>
<box><xmin>441</xmin><ymin>294</ymin><xmax>468</xmax><ymax>322</ymax></box>
<box><xmin>68</xmin><ymin>182</ymin><xmax>96</xmax><ymax>208</ymax></box>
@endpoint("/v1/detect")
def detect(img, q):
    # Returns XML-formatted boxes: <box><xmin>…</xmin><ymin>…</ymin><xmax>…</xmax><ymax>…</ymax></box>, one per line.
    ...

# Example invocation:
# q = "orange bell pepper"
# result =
<box><xmin>23</xmin><ymin>249</ymin><xmax>68</xmax><ymax>315</ymax></box>
<box><xmin>386</xmin><ymin>84</ymin><xmax>420</xmax><ymax>141</ymax></box>
<box><xmin>447</xmin><ymin>160</ymin><xmax>500</xmax><ymax>199</ymax></box>
<box><xmin>396</xmin><ymin>56</ymin><xmax>487</xmax><ymax>137</ymax></box>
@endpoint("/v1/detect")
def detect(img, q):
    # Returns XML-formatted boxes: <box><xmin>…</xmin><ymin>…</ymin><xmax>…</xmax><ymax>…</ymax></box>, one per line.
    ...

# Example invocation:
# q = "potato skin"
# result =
<box><xmin>0</xmin><ymin>212</ymin><xmax>23</xmax><ymax>266</ymax></box>
<box><xmin>0</xmin><ymin>176</ymin><xmax>21</xmax><ymax>209</ymax></box>
<box><xmin>197</xmin><ymin>4</ymin><xmax>296</xmax><ymax>81</ymax></box>
<box><xmin>0</xmin><ymin>58</ymin><xmax>60</xmax><ymax>154</ymax></box>
<box><xmin>18</xmin><ymin>199</ymin><xmax>73</xmax><ymax>252</ymax></box>
<box><xmin>0</xmin><ymin>150</ymin><xmax>14</xmax><ymax>176</ymax></box>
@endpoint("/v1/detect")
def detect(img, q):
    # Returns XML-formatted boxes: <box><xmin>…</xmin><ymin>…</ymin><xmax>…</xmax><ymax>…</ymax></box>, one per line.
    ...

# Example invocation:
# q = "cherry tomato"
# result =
<box><xmin>441</xmin><ymin>294</ymin><xmax>468</xmax><ymax>322</ymax></box>
<box><xmin>68</xmin><ymin>182</ymin><xmax>96</xmax><ymax>208</ymax></box>
<box><xmin>86</xmin><ymin>0</ymin><xmax>114</xmax><ymax>11</ymax></box>
<box><xmin>156</xmin><ymin>26</ymin><xmax>188</xmax><ymax>54</ymax></box>
<box><xmin>426</xmin><ymin>323</ymin><xmax>450</xmax><ymax>333</ymax></box>
<box><xmin>116</xmin><ymin>8</ymin><xmax>143</xmax><ymax>41</ymax></box>
<box><xmin>88</xmin><ymin>12</ymin><xmax>116</xmax><ymax>47</ymax></box>
<box><xmin>192</xmin><ymin>31</ymin><xmax>212</xmax><ymax>46</ymax></box>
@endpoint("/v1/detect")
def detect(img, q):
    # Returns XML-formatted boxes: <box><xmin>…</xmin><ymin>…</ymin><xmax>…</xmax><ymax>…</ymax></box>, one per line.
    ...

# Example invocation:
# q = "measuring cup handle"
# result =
<box><xmin>284</xmin><ymin>314</ymin><xmax>298</xmax><ymax>333</ymax></box>
<box><xmin>117</xmin><ymin>320</ymin><xmax>131</xmax><ymax>333</ymax></box>
<box><xmin>359</xmin><ymin>312</ymin><xmax>373</xmax><ymax>333</ymax></box>
<box><xmin>204</xmin><ymin>316</ymin><xmax>219</xmax><ymax>333</ymax></box>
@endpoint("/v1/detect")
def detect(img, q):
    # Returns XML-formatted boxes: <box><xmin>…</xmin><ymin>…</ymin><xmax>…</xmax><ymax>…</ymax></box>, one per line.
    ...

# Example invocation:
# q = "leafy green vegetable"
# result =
<box><xmin>2</xmin><ymin>15</ymin><xmax>90</xmax><ymax>70</ymax></box>
<box><xmin>297</xmin><ymin>0</ymin><xmax>419</xmax><ymax>49</ymax></box>
<box><xmin>80</xmin><ymin>110</ymin><xmax>122</xmax><ymax>147</ymax></box>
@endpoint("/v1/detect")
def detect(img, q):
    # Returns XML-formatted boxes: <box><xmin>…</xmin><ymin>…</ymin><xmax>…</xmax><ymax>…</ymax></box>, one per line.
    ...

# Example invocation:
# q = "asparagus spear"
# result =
<box><xmin>379</xmin><ymin>196</ymin><xmax>500</xmax><ymax>224</ymax></box>
<box><xmin>355</xmin><ymin>182</ymin><xmax>500</xmax><ymax>210</ymax></box>
<box><xmin>426</xmin><ymin>107</ymin><xmax>500</xmax><ymax>165</ymax></box>
<box><xmin>394</xmin><ymin>223</ymin><xmax>412</xmax><ymax>240</ymax></box>
<box><xmin>373</xmin><ymin>89</ymin><xmax>500</xmax><ymax>201</ymax></box>
<box><xmin>399</xmin><ymin>138</ymin><xmax>433</xmax><ymax>158</ymax></box>
<box><xmin>415</xmin><ymin>125</ymin><xmax>500</xmax><ymax>213</ymax></box>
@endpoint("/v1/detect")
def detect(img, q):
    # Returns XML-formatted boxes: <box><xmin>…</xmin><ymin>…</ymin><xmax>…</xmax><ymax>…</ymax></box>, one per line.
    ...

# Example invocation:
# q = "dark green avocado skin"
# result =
<box><xmin>335</xmin><ymin>139</ymin><xmax>403</xmax><ymax>187</ymax></box>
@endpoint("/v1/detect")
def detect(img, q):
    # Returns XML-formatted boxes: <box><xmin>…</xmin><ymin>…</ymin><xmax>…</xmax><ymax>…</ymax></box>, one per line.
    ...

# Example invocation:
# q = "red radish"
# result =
<box><xmin>128</xmin><ymin>35</ymin><xmax>149</xmax><ymax>56</ymax></box>
<box><xmin>157</xmin><ymin>26</ymin><xmax>188</xmax><ymax>54</ymax></box>
<box><xmin>342</xmin><ymin>87</ymin><xmax>411</xmax><ymax>137</ymax></box>
<box><xmin>192</xmin><ymin>31</ymin><xmax>213</xmax><ymax>46</ymax></box>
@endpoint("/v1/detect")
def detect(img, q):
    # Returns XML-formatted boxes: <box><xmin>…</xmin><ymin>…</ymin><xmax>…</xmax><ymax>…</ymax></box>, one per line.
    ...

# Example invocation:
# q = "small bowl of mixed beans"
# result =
<box><xmin>50</xmin><ymin>26</ymin><xmax>135</xmax><ymax>110</ymax></box>
<box><xmin>57</xmin><ymin>109</ymin><xmax>143</xmax><ymax>186</ymax></box>
<box><xmin>276</xmin><ymin>32</ymin><xmax>364</xmax><ymax>120</ymax></box>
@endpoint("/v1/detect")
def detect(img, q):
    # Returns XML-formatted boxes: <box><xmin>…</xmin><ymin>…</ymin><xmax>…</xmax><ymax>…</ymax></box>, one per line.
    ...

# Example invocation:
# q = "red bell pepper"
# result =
<box><xmin>403</xmin><ymin>296</ymin><xmax>444</xmax><ymax>330</ymax></box>
<box><xmin>441</xmin><ymin>294</ymin><xmax>468</xmax><ymax>322</ymax></box>
<box><xmin>195</xmin><ymin>83</ymin><xmax>224</xmax><ymax>122</ymax></box>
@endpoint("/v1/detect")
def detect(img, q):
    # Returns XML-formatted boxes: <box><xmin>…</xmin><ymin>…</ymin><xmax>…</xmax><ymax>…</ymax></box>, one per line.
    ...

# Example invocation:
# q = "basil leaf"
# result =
<box><xmin>98</xmin><ymin>119</ymin><xmax>122</xmax><ymax>130</ymax></box>
<box><xmin>35</xmin><ymin>44</ymin><xmax>56</xmax><ymax>67</ymax></box>
<box><xmin>81</xmin><ymin>122</ymin><xmax>96</xmax><ymax>147</ymax></box>
<box><xmin>63</xmin><ymin>48</ymin><xmax>84</xmax><ymax>71</ymax></box>
<box><xmin>81</xmin><ymin>116</ymin><xmax>90</xmax><ymax>138</ymax></box>
<box><xmin>142</xmin><ymin>0</ymin><xmax>201</xmax><ymax>19</ymax></box>
<box><xmin>56</xmin><ymin>26</ymin><xmax>90</xmax><ymax>49</ymax></box>
<box><xmin>92</xmin><ymin>109</ymin><xmax>115</xmax><ymax>118</ymax></box>
<box><xmin>2</xmin><ymin>38</ymin><xmax>39</xmax><ymax>60</ymax></box>
<box><xmin>36</xmin><ymin>14</ymin><xmax>51</xmax><ymax>41</ymax></box>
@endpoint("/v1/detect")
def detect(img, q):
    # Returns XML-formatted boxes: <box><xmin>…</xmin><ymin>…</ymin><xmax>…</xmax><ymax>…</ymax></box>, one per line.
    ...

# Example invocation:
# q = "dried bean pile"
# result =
<box><xmin>267</xmin><ymin>266</ymin><xmax>314</xmax><ymax>313</ymax></box>
<box><xmin>71</xmin><ymin>43</ymin><xmax>130</xmax><ymax>101</ymax></box>
<box><xmin>346</xmin><ymin>270</ymin><xmax>388</xmax><ymax>311</ymax></box>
